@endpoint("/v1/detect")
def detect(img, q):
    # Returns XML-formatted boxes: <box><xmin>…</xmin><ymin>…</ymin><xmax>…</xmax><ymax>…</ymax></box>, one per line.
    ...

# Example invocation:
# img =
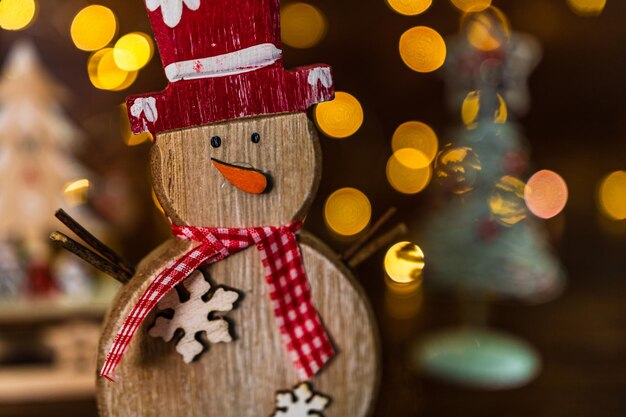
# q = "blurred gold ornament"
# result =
<box><xmin>489</xmin><ymin>176</ymin><xmax>527</xmax><ymax>226</ymax></box>
<box><xmin>434</xmin><ymin>146</ymin><xmax>482</xmax><ymax>194</ymax></box>
<box><xmin>463</xmin><ymin>6</ymin><xmax>510</xmax><ymax>51</ymax></box>
<box><xmin>461</xmin><ymin>90</ymin><xmax>507</xmax><ymax>128</ymax></box>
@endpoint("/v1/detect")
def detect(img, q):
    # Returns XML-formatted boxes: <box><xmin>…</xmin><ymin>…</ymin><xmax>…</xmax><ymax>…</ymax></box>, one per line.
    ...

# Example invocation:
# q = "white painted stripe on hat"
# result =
<box><xmin>164</xmin><ymin>43</ymin><xmax>282</xmax><ymax>82</ymax></box>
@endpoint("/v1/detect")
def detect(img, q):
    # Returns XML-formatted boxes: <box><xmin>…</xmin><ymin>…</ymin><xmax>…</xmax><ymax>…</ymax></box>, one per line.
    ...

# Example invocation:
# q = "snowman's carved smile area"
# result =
<box><xmin>211</xmin><ymin>158</ymin><xmax>272</xmax><ymax>195</ymax></box>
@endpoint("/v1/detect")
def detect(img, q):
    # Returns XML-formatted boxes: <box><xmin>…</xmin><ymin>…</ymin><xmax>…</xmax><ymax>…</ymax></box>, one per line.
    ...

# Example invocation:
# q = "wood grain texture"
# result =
<box><xmin>97</xmin><ymin>112</ymin><xmax>379</xmax><ymax>416</ymax></box>
<box><xmin>151</xmin><ymin>113</ymin><xmax>321</xmax><ymax>227</ymax></box>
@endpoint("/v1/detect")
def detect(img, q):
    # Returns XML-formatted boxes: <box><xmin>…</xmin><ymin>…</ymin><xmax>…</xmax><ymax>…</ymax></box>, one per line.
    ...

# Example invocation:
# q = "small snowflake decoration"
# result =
<box><xmin>271</xmin><ymin>383</ymin><xmax>331</xmax><ymax>417</ymax></box>
<box><xmin>149</xmin><ymin>270</ymin><xmax>239</xmax><ymax>363</ymax></box>
<box><xmin>146</xmin><ymin>0</ymin><xmax>201</xmax><ymax>28</ymax></box>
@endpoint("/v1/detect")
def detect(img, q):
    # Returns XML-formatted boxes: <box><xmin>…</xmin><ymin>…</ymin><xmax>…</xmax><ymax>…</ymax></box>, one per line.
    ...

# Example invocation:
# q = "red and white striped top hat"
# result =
<box><xmin>127</xmin><ymin>0</ymin><xmax>335</xmax><ymax>135</ymax></box>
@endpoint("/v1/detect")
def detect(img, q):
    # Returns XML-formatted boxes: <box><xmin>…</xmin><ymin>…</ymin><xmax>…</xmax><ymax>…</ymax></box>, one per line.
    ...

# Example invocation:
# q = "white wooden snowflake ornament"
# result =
<box><xmin>149</xmin><ymin>270</ymin><xmax>239</xmax><ymax>363</ymax></box>
<box><xmin>271</xmin><ymin>383</ymin><xmax>331</xmax><ymax>417</ymax></box>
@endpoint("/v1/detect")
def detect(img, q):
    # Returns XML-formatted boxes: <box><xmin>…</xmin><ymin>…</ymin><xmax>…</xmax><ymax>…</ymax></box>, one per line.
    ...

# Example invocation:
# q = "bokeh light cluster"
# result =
<box><xmin>462</xmin><ymin>90</ymin><xmax>508</xmax><ymax>128</ymax></box>
<box><xmin>71</xmin><ymin>5</ymin><xmax>154</xmax><ymax>92</ymax></box>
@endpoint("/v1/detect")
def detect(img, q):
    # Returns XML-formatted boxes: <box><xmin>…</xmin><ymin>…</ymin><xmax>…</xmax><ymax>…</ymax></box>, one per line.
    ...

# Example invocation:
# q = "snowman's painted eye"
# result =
<box><xmin>251</xmin><ymin>132</ymin><xmax>261</xmax><ymax>144</ymax></box>
<box><xmin>211</xmin><ymin>136</ymin><xmax>222</xmax><ymax>148</ymax></box>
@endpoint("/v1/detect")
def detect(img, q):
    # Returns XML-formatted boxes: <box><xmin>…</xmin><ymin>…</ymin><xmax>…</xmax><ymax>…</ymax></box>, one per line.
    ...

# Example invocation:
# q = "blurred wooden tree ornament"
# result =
<box><xmin>81</xmin><ymin>1</ymin><xmax>380</xmax><ymax>416</ymax></box>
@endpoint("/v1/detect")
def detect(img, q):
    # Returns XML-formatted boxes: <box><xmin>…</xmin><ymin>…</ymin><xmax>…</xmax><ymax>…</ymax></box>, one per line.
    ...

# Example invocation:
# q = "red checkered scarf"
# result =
<box><xmin>100</xmin><ymin>221</ymin><xmax>334</xmax><ymax>382</ymax></box>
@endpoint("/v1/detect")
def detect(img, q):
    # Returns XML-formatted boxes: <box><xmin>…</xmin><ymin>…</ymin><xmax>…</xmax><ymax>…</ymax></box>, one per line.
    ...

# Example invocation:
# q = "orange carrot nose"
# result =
<box><xmin>211</xmin><ymin>158</ymin><xmax>270</xmax><ymax>195</ymax></box>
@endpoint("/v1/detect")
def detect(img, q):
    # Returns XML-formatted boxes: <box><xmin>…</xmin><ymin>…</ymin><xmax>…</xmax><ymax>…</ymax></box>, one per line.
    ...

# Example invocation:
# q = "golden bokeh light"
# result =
<box><xmin>489</xmin><ymin>176</ymin><xmax>527</xmax><ymax>226</ymax></box>
<box><xmin>463</xmin><ymin>6</ymin><xmax>511</xmax><ymax>51</ymax></box>
<box><xmin>392</xmin><ymin>121</ymin><xmax>438</xmax><ymax>168</ymax></box>
<box><xmin>88</xmin><ymin>48</ymin><xmax>137</xmax><ymax>91</ymax></box>
<box><xmin>0</xmin><ymin>0</ymin><xmax>37</xmax><ymax>31</ymax></box>
<box><xmin>280</xmin><ymin>3</ymin><xmax>328</xmax><ymax>49</ymax></box>
<box><xmin>450</xmin><ymin>0</ymin><xmax>491</xmax><ymax>12</ymax></box>
<box><xmin>120</xmin><ymin>104</ymin><xmax>153</xmax><ymax>146</ymax></box>
<box><xmin>598</xmin><ymin>171</ymin><xmax>626</xmax><ymax>220</ymax></box>
<box><xmin>314</xmin><ymin>92</ymin><xmax>364</xmax><ymax>139</ymax></box>
<box><xmin>324</xmin><ymin>188</ymin><xmax>372</xmax><ymax>236</ymax></box>
<box><xmin>387</xmin><ymin>149</ymin><xmax>433</xmax><ymax>194</ymax></box>
<box><xmin>434</xmin><ymin>146</ymin><xmax>482</xmax><ymax>194</ymax></box>
<box><xmin>399</xmin><ymin>26</ymin><xmax>447</xmax><ymax>73</ymax></box>
<box><xmin>462</xmin><ymin>90</ymin><xmax>507</xmax><ymax>128</ymax></box>
<box><xmin>63</xmin><ymin>179</ymin><xmax>90</xmax><ymax>206</ymax></box>
<box><xmin>114</xmin><ymin>32</ymin><xmax>154</xmax><ymax>72</ymax></box>
<box><xmin>525</xmin><ymin>170</ymin><xmax>568</xmax><ymax>219</ymax></box>
<box><xmin>384</xmin><ymin>242</ymin><xmax>425</xmax><ymax>284</ymax></box>
<box><xmin>71</xmin><ymin>5</ymin><xmax>118</xmax><ymax>51</ymax></box>
<box><xmin>567</xmin><ymin>0</ymin><xmax>606</xmax><ymax>16</ymax></box>
<box><xmin>386</xmin><ymin>0</ymin><xmax>432</xmax><ymax>16</ymax></box>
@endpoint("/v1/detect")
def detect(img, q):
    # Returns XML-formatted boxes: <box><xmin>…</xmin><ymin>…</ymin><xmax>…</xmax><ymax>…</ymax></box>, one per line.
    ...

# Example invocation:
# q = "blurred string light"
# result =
<box><xmin>462</xmin><ymin>90</ymin><xmax>507</xmax><ymax>128</ymax></box>
<box><xmin>113</xmin><ymin>33</ymin><xmax>154</xmax><ymax>71</ymax></box>
<box><xmin>280</xmin><ymin>2</ymin><xmax>328</xmax><ymax>49</ymax></box>
<box><xmin>386</xmin><ymin>0</ymin><xmax>432</xmax><ymax>16</ymax></box>
<box><xmin>314</xmin><ymin>92</ymin><xmax>364</xmax><ymax>139</ymax></box>
<box><xmin>489</xmin><ymin>176</ymin><xmax>527</xmax><ymax>226</ymax></box>
<box><xmin>384</xmin><ymin>241</ymin><xmax>425</xmax><ymax>284</ymax></box>
<box><xmin>324</xmin><ymin>188</ymin><xmax>372</xmax><ymax>236</ymax></box>
<box><xmin>63</xmin><ymin>179</ymin><xmax>90</xmax><ymax>206</ymax></box>
<box><xmin>567</xmin><ymin>0</ymin><xmax>606</xmax><ymax>16</ymax></box>
<box><xmin>399</xmin><ymin>26</ymin><xmax>446</xmax><ymax>73</ymax></box>
<box><xmin>434</xmin><ymin>145</ymin><xmax>482</xmax><ymax>194</ymax></box>
<box><xmin>88</xmin><ymin>48</ymin><xmax>138</xmax><ymax>91</ymax></box>
<box><xmin>387</xmin><ymin>149</ymin><xmax>433</xmax><ymax>194</ymax></box>
<box><xmin>391</xmin><ymin>121</ymin><xmax>439</xmax><ymax>168</ymax></box>
<box><xmin>450</xmin><ymin>0</ymin><xmax>491</xmax><ymax>12</ymax></box>
<box><xmin>462</xmin><ymin>6</ymin><xmax>510</xmax><ymax>51</ymax></box>
<box><xmin>0</xmin><ymin>0</ymin><xmax>37</xmax><ymax>31</ymax></box>
<box><xmin>71</xmin><ymin>5</ymin><xmax>118</xmax><ymax>51</ymax></box>
<box><xmin>119</xmin><ymin>104</ymin><xmax>153</xmax><ymax>146</ymax></box>
<box><xmin>598</xmin><ymin>171</ymin><xmax>626</xmax><ymax>220</ymax></box>
<box><xmin>525</xmin><ymin>170</ymin><xmax>568</xmax><ymax>219</ymax></box>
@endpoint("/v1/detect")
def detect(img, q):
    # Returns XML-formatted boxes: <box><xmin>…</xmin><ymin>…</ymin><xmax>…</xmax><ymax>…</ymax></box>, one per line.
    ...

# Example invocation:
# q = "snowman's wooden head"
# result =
<box><xmin>151</xmin><ymin>112</ymin><xmax>321</xmax><ymax>227</ymax></box>
<box><xmin>126</xmin><ymin>0</ymin><xmax>335</xmax><ymax>228</ymax></box>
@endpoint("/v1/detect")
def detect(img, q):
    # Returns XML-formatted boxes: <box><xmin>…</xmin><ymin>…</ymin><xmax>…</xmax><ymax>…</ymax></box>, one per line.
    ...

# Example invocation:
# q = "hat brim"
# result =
<box><xmin>127</xmin><ymin>64</ymin><xmax>334</xmax><ymax>135</ymax></box>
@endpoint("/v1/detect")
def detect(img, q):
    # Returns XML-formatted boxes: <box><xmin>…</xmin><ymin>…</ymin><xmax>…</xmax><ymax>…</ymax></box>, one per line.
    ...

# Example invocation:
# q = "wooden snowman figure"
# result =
<box><xmin>97</xmin><ymin>1</ymin><xmax>379</xmax><ymax>416</ymax></box>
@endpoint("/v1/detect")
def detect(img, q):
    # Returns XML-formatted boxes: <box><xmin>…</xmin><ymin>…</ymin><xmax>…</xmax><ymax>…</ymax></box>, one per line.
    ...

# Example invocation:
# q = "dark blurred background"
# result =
<box><xmin>0</xmin><ymin>0</ymin><xmax>625</xmax><ymax>416</ymax></box>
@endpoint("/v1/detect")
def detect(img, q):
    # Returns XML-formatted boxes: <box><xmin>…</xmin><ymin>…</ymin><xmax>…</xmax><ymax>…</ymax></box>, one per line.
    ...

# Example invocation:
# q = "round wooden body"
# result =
<box><xmin>97</xmin><ymin>234</ymin><xmax>379</xmax><ymax>416</ymax></box>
